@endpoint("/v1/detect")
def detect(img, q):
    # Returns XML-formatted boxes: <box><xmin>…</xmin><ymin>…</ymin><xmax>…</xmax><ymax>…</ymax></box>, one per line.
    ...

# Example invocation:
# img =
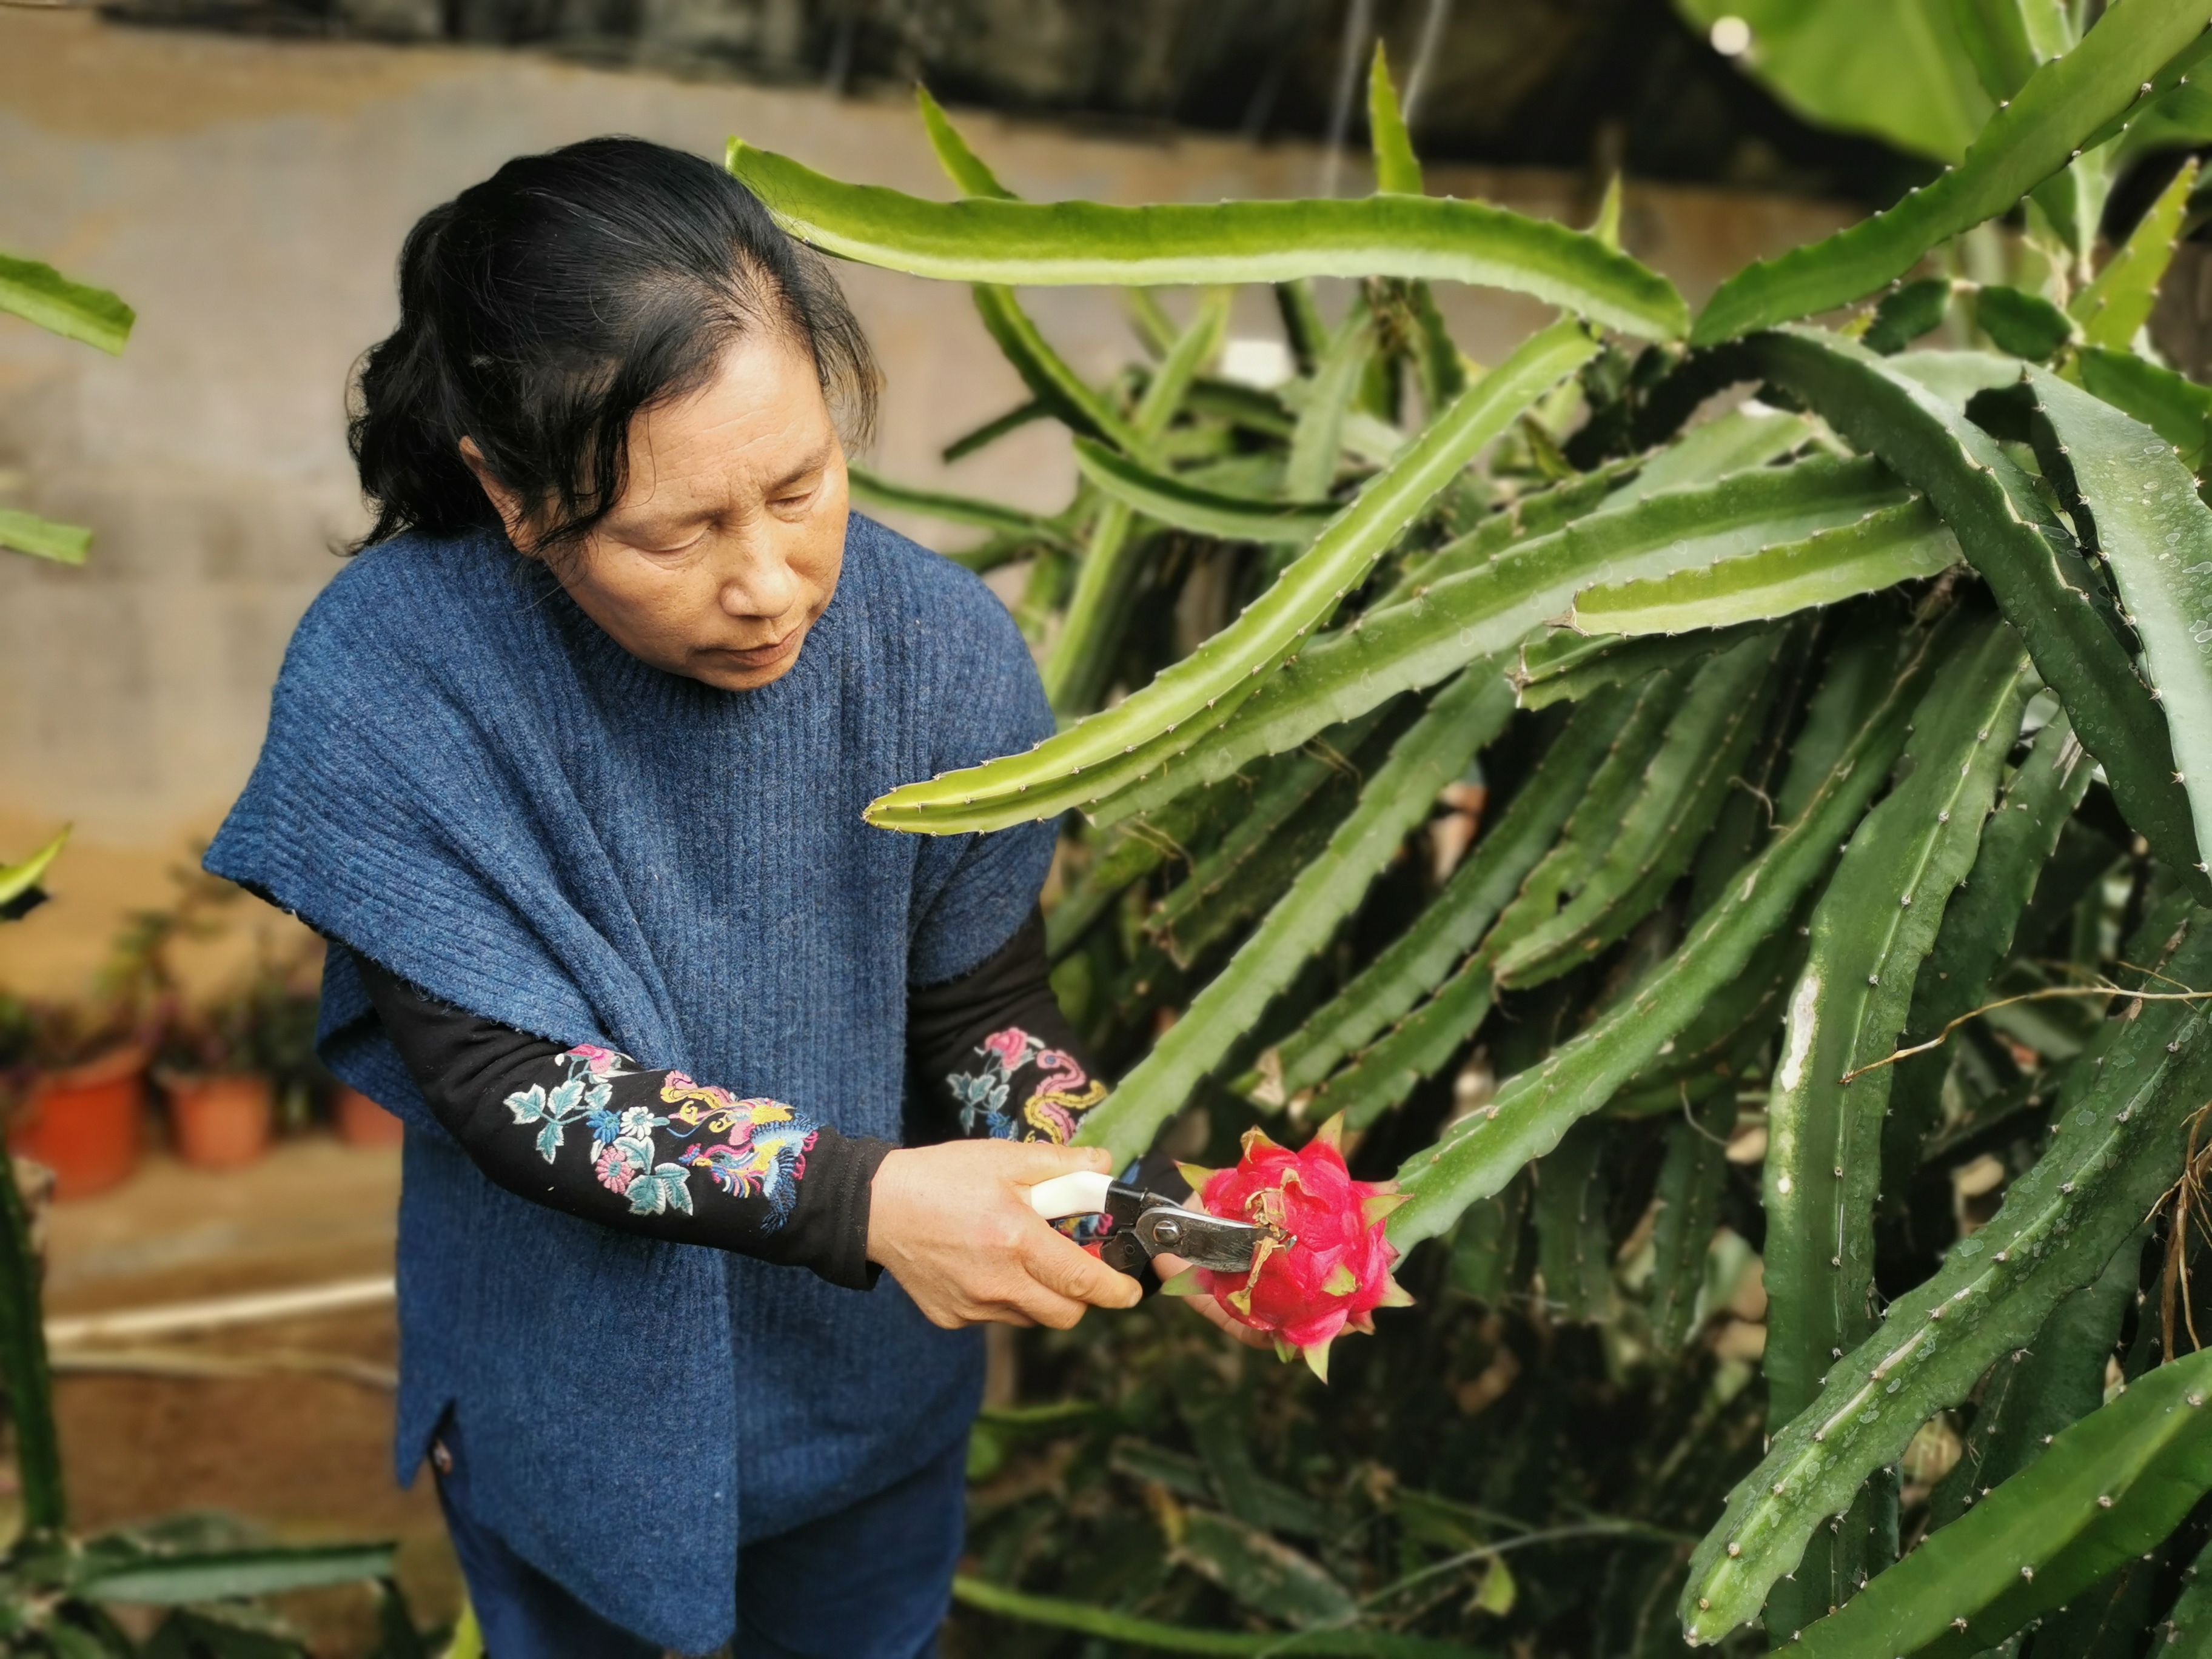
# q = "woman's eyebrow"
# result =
<box><xmin>765</xmin><ymin>446</ymin><xmax>834</xmax><ymax>491</ymax></box>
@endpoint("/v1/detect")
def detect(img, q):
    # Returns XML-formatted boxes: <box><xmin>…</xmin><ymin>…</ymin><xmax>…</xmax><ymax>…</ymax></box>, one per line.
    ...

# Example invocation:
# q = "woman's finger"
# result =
<box><xmin>1190</xmin><ymin>1297</ymin><xmax>1275</xmax><ymax>1349</ymax></box>
<box><xmin>996</xmin><ymin>1139</ymin><xmax>1116</xmax><ymax>1183</ymax></box>
<box><xmin>1151</xmin><ymin>1252</ymin><xmax>1275</xmax><ymax>1349</ymax></box>
<box><xmin>1023</xmin><ymin>1228</ymin><xmax>1142</xmax><ymax>1309</ymax></box>
<box><xmin>1007</xmin><ymin>1281</ymin><xmax>1093</xmax><ymax>1330</ymax></box>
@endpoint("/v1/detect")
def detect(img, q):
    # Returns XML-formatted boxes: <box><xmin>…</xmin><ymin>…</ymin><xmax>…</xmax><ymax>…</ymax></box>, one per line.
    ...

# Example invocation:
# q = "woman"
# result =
<box><xmin>208</xmin><ymin>136</ymin><xmax>1255</xmax><ymax>1658</ymax></box>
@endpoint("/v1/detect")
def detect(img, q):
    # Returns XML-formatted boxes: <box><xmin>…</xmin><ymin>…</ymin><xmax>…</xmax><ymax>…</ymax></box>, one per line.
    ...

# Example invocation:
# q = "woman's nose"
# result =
<box><xmin>716</xmin><ymin>541</ymin><xmax>800</xmax><ymax>622</ymax></box>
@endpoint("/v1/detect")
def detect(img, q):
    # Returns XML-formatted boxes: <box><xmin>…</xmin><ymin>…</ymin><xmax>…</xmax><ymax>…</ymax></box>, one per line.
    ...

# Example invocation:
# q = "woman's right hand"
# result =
<box><xmin>866</xmin><ymin>1139</ymin><xmax>1144</xmax><ymax>1330</ymax></box>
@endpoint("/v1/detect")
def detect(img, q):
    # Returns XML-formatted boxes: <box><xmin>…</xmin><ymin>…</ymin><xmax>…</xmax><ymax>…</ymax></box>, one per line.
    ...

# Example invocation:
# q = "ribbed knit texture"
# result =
<box><xmin>204</xmin><ymin>514</ymin><xmax>1055</xmax><ymax>1654</ymax></box>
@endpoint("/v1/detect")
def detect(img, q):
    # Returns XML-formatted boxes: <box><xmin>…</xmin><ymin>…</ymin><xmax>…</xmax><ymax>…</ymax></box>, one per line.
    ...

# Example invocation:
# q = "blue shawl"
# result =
<box><xmin>205</xmin><ymin>514</ymin><xmax>1054</xmax><ymax>1652</ymax></box>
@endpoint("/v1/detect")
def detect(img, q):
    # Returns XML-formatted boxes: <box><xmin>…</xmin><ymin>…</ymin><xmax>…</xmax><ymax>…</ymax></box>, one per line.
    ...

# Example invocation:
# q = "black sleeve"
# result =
<box><xmin>908</xmin><ymin>908</ymin><xmax>1111</xmax><ymax>1147</ymax></box>
<box><xmin>355</xmin><ymin>960</ymin><xmax>891</xmax><ymax>1290</ymax></box>
<box><xmin>910</xmin><ymin>912</ymin><xmax>1191</xmax><ymax>1295</ymax></box>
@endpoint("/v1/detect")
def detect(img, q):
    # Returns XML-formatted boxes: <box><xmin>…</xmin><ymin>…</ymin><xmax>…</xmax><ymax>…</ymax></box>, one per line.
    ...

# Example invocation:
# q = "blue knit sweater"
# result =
<box><xmin>205</xmin><ymin>514</ymin><xmax>1056</xmax><ymax>1654</ymax></box>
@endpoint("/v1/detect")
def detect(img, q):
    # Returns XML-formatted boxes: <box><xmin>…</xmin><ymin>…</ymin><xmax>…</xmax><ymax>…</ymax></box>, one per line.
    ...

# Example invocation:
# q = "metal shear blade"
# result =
<box><xmin>1127</xmin><ymin>1196</ymin><xmax>1265</xmax><ymax>1273</ymax></box>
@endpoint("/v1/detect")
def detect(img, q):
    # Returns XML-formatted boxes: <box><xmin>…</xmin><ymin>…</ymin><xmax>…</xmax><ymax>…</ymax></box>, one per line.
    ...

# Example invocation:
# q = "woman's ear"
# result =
<box><xmin>458</xmin><ymin>437</ymin><xmax>534</xmax><ymax>555</ymax></box>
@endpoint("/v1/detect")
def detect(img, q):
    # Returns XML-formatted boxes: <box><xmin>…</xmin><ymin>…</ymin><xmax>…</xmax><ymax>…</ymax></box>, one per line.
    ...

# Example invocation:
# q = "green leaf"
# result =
<box><xmin>1674</xmin><ymin>0</ymin><xmax>1991</xmax><ymax>163</ymax></box>
<box><xmin>1512</xmin><ymin>625</ymin><xmax>1756</xmax><ymax>709</ymax></box>
<box><xmin>918</xmin><ymin>84</ymin><xmax>1191</xmax><ymax>411</ymax></box>
<box><xmin>845</xmin><ymin>467</ymin><xmax>1073</xmax><ymax>548</ymax></box>
<box><xmin>2073</xmin><ymin>155</ymin><xmax>2197</xmax><ymax>347</ymax></box>
<box><xmin>2116</xmin><ymin>60</ymin><xmax>2212</xmax><ymax>165</ymax></box>
<box><xmin>0</xmin><ymin>1130</ymin><xmax>64</xmax><ymax>1531</ymax></box>
<box><xmin>1691</xmin><ymin>1</ymin><xmax>2210</xmax><ymax>344</ymax></box>
<box><xmin>1095</xmin><ymin>452</ymin><xmax>1909</xmax><ymax>826</ymax></box>
<box><xmin>0</xmin><ymin>826</ymin><xmax>70</xmax><ymax>920</ymax></box>
<box><xmin>1889</xmin><ymin>345</ymin><xmax>2028</xmax><ymax>407</ymax></box>
<box><xmin>1680</xmin><ymin>900</ymin><xmax>2212</xmax><ymax>1642</ymax></box>
<box><xmin>1758</xmin><ymin>609</ymin><xmax>2028</xmax><ymax>1432</ymax></box>
<box><xmin>76</xmin><ymin>1543</ymin><xmax>398</xmax><ymax>1604</ymax></box>
<box><xmin>1490</xmin><ymin>631</ymin><xmax>1785</xmax><ymax>989</ymax></box>
<box><xmin>1951</xmin><ymin>0</ymin><xmax>2077</xmax><ymax>107</ymax></box>
<box><xmin>1449</xmin><ymin>1174</ymin><xmax>1530</xmax><ymax>1304</ymax></box>
<box><xmin>1379</xmin><ymin>457</ymin><xmax>1642</xmax><ymax>608</ymax></box>
<box><xmin>865</xmin><ymin>317</ymin><xmax>1598</xmax><ymax>834</ymax></box>
<box><xmin>1648</xmin><ymin>1086</ymin><xmax>1738</xmax><ymax>1352</ymax></box>
<box><xmin>1864</xmin><ymin>276</ymin><xmax>1956</xmax><ymax>355</ymax></box>
<box><xmin>1568</xmin><ymin>495</ymin><xmax>1958</xmax><ymax>637</ymax></box>
<box><xmin>1588</xmin><ymin>174</ymin><xmax>1623</xmax><ymax>252</ymax></box>
<box><xmin>915</xmin><ymin>84</ymin><xmax>1010</xmax><ymax>198</ymax></box>
<box><xmin>2168</xmin><ymin>1530</ymin><xmax>2212</xmax><ymax>1655</ymax></box>
<box><xmin>973</xmin><ymin>284</ymin><xmax>1149</xmax><ymax>455</ymax></box>
<box><xmin>1175</xmin><ymin>1509</ymin><xmax>1358</xmax><ymax>1628</ymax></box>
<box><xmin>1069</xmin><ymin>439</ymin><xmax>1333</xmax><ymax>546</ymax></box>
<box><xmin>1297</xmin><ymin>665</ymin><xmax>1678</xmax><ymax>1127</ymax></box>
<box><xmin>1146</xmin><ymin>713</ymin><xmax>1387</xmax><ymax>968</ymax></box>
<box><xmin>1533</xmin><ymin>1119</ymin><xmax>1615</xmax><ymax>1322</ymax></box>
<box><xmin>0</xmin><ymin>251</ymin><xmax>133</xmax><ymax>355</ymax></box>
<box><xmin>1250</xmin><ymin>688</ymin><xmax>1627</xmax><ymax>1107</ymax></box>
<box><xmin>144</xmin><ymin>1608</ymin><xmax>311</xmax><ymax>1659</ymax></box>
<box><xmin>1600</xmin><ymin>406</ymin><xmax>1821</xmax><ymax>504</ymax></box>
<box><xmin>2021</xmin><ymin>365</ymin><xmax>2212</xmax><ymax>885</ymax></box>
<box><xmin>1882</xmin><ymin>711</ymin><xmax>2094</xmax><ymax>1185</ymax></box>
<box><xmin>1744</xmin><ymin>325</ymin><xmax>2208</xmax><ymax>901</ymax></box>
<box><xmin>725</xmin><ymin>143</ymin><xmax>1688</xmax><ymax>342</ymax></box>
<box><xmin>950</xmin><ymin>1577</ymin><xmax>1489</xmax><ymax>1657</ymax></box>
<box><xmin>1484</xmin><ymin>671</ymin><xmax>1689</xmax><ymax>964</ymax></box>
<box><xmin>1926</xmin><ymin>1227</ymin><xmax>2142</xmax><ymax>1532</ymax></box>
<box><xmin>1972</xmin><ymin>283</ymin><xmax>2076</xmax><ymax>360</ymax></box>
<box><xmin>1367</xmin><ymin>43</ymin><xmax>1423</xmax><ymax>196</ymax></box>
<box><xmin>1791</xmin><ymin>1347</ymin><xmax>2212</xmax><ymax>1657</ymax></box>
<box><xmin>0</xmin><ymin>508</ymin><xmax>92</xmax><ymax>566</ymax></box>
<box><xmin>1286</xmin><ymin>301</ymin><xmax>1378</xmax><ymax>500</ymax></box>
<box><xmin>2069</xmin><ymin>342</ymin><xmax>2212</xmax><ymax>472</ymax></box>
<box><xmin>1047</xmin><ymin>290</ymin><xmax>1233</xmax><ymax>713</ymax></box>
<box><xmin>940</xmin><ymin>398</ymin><xmax>1047</xmax><ymax>463</ymax></box>
<box><xmin>1386</xmin><ymin>609</ymin><xmax>1962</xmax><ymax>1250</ymax></box>
<box><xmin>1078</xmin><ymin>669</ymin><xmax>1515</xmax><ymax>1166</ymax></box>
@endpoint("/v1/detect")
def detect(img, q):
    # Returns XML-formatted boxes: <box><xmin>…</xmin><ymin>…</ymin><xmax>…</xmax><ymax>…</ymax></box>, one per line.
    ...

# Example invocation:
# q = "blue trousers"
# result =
<box><xmin>432</xmin><ymin>1413</ymin><xmax>967</xmax><ymax>1658</ymax></box>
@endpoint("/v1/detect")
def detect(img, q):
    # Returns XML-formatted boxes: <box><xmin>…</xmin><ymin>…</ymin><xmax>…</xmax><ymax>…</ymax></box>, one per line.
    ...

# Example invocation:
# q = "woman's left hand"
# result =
<box><xmin>1150</xmin><ymin>1252</ymin><xmax>1276</xmax><ymax>1350</ymax></box>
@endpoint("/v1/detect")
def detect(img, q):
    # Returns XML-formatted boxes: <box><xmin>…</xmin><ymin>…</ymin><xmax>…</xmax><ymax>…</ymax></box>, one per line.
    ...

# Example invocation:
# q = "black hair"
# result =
<box><xmin>347</xmin><ymin>136</ymin><xmax>879</xmax><ymax>555</ymax></box>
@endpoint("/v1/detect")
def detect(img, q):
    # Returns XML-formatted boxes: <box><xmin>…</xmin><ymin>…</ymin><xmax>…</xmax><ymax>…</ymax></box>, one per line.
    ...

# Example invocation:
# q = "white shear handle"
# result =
<box><xmin>1027</xmin><ymin>1170</ymin><xmax>1113</xmax><ymax>1220</ymax></box>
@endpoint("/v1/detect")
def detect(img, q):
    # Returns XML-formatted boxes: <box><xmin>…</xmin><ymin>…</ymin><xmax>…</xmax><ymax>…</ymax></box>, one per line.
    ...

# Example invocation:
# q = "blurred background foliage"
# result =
<box><xmin>98</xmin><ymin>0</ymin><xmax>1920</xmax><ymax>203</ymax></box>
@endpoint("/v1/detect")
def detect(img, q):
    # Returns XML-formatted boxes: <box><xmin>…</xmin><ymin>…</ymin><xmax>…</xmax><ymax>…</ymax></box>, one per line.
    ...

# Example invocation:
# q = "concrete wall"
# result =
<box><xmin>0</xmin><ymin>8</ymin><xmax>1851</xmax><ymax>994</ymax></box>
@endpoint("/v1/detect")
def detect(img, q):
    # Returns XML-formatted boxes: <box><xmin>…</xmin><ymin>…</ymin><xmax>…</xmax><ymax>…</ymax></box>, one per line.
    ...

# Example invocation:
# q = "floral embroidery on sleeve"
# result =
<box><xmin>502</xmin><ymin>1044</ymin><xmax>819</xmax><ymax>1223</ymax></box>
<box><xmin>945</xmin><ymin>1026</ymin><xmax>1108</xmax><ymax>1145</ymax></box>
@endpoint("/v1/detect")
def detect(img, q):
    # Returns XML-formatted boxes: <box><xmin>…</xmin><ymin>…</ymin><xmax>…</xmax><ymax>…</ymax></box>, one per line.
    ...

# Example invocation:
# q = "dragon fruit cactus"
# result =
<box><xmin>1166</xmin><ymin>1116</ymin><xmax>1411</xmax><ymax>1380</ymax></box>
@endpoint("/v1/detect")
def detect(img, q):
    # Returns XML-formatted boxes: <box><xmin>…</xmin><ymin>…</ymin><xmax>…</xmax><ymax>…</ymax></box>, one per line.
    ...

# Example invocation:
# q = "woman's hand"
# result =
<box><xmin>1151</xmin><ymin>1252</ymin><xmax>1276</xmax><ymax>1350</ymax></box>
<box><xmin>867</xmin><ymin>1140</ymin><xmax>1144</xmax><ymax>1330</ymax></box>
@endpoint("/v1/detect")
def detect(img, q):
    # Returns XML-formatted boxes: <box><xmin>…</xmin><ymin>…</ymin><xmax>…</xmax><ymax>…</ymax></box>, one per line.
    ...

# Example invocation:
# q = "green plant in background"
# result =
<box><xmin>745</xmin><ymin>4</ymin><xmax>2212</xmax><ymax>1652</ymax></box>
<box><xmin>0</xmin><ymin>260</ymin><xmax>417</xmax><ymax>1657</ymax></box>
<box><xmin>0</xmin><ymin>252</ymin><xmax>127</xmax><ymax>925</ymax></box>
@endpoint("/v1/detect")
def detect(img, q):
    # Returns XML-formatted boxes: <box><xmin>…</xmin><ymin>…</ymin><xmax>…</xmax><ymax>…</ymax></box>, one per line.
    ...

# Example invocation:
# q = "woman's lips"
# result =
<box><xmin>714</xmin><ymin>628</ymin><xmax>802</xmax><ymax>669</ymax></box>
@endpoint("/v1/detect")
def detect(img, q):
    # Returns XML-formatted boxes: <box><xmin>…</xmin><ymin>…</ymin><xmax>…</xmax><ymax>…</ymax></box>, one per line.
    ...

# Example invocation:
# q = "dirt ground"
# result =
<box><xmin>40</xmin><ymin>1137</ymin><xmax>460</xmax><ymax>1655</ymax></box>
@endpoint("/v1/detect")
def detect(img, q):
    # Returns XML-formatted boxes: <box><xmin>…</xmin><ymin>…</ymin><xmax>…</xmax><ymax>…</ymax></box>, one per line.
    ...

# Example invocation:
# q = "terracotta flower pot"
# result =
<box><xmin>13</xmin><ymin>1047</ymin><xmax>148</xmax><ymax>1200</ymax></box>
<box><xmin>332</xmin><ymin>1085</ymin><xmax>404</xmax><ymax>1148</ymax></box>
<box><xmin>164</xmin><ymin>1072</ymin><xmax>273</xmax><ymax>1170</ymax></box>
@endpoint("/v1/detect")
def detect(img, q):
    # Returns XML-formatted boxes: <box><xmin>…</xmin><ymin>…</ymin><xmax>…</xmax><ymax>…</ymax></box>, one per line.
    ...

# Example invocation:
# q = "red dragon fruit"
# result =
<box><xmin>1165</xmin><ymin>1116</ymin><xmax>1411</xmax><ymax>1380</ymax></box>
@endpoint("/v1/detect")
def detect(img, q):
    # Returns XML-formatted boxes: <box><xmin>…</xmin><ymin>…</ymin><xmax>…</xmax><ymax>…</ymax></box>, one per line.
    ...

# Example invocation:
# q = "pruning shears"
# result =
<box><xmin>1027</xmin><ymin>1170</ymin><xmax>1267</xmax><ymax>1279</ymax></box>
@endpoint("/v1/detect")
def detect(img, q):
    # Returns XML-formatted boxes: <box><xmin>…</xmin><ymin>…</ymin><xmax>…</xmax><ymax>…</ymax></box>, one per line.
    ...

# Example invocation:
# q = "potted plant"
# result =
<box><xmin>14</xmin><ymin>864</ymin><xmax>240</xmax><ymax>1183</ymax></box>
<box><xmin>155</xmin><ymin>994</ymin><xmax>276</xmax><ymax>1171</ymax></box>
<box><xmin>332</xmin><ymin>1080</ymin><xmax>405</xmax><ymax>1149</ymax></box>
<box><xmin>7</xmin><ymin>1000</ymin><xmax>149</xmax><ymax>1201</ymax></box>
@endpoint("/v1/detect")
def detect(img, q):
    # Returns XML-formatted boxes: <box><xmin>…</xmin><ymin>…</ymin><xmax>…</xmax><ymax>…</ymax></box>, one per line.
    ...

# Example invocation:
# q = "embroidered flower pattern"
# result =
<box><xmin>503</xmin><ymin>1047</ymin><xmax>819</xmax><ymax>1223</ymax></box>
<box><xmin>945</xmin><ymin>1026</ymin><xmax>1108</xmax><ymax>1145</ymax></box>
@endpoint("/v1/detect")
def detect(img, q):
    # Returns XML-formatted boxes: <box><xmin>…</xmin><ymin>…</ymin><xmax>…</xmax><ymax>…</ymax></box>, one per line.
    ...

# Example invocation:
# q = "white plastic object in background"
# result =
<box><xmin>1026</xmin><ymin>1170</ymin><xmax>1112</xmax><ymax>1220</ymax></box>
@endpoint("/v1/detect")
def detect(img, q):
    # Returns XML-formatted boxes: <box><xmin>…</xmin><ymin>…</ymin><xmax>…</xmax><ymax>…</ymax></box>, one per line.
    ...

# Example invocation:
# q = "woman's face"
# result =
<box><xmin>466</xmin><ymin>328</ymin><xmax>849</xmax><ymax>692</ymax></box>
